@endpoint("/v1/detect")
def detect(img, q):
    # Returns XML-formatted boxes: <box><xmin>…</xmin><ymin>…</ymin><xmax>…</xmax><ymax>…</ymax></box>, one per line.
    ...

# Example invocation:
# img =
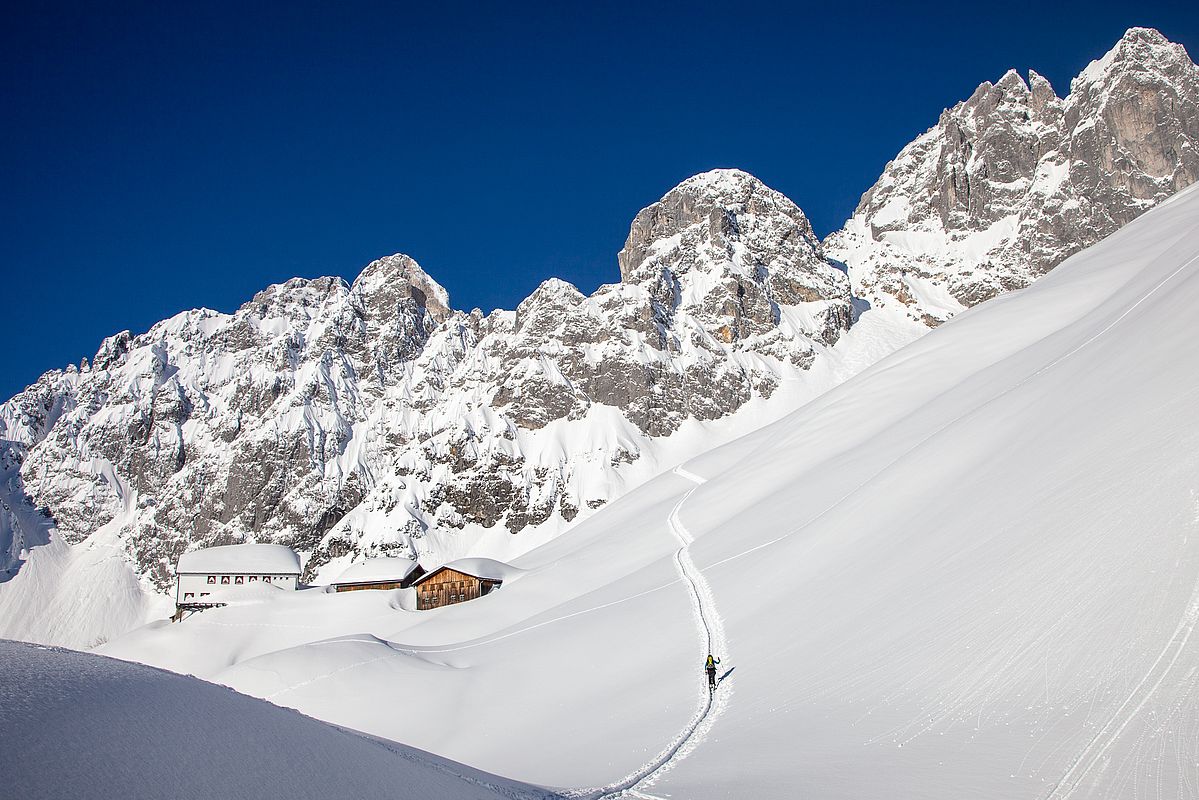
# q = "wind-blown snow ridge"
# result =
<box><xmin>569</xmin><ymin>466</ymin><xmax>729</xmax><ymax>799</ymax></box>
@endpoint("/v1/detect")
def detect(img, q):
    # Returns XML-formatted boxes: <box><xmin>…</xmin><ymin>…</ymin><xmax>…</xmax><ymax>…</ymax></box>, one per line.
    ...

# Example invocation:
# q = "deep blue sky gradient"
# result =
<box><xmin>2</xmin><ymin>1</ymin><xmax>1197</xmax><ymax>400</ymax></box>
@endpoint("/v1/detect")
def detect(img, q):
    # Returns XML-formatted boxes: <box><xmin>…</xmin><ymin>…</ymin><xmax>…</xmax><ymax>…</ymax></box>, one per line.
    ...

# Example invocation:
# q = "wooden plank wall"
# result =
<box><xmin>334</xmin><ymin>581</ymin><xmax>404</xmax><ymax>593</ymax></box>
<box><xmin>416</xmin><ymin>569</ymin><xmax>499</xmax><ymax>610</ymax></box>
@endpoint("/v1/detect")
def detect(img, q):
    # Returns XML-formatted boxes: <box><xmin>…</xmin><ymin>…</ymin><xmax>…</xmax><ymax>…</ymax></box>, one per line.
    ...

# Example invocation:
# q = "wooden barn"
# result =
<box><xmin>331</xmin><ymin>557</ymin><xmax>425</xmax><ymax>592</ymax></box>
<box><xmin>412</xmin><ymin>558</ymin><xmax>510</xmax><ymax>610</ymax></box>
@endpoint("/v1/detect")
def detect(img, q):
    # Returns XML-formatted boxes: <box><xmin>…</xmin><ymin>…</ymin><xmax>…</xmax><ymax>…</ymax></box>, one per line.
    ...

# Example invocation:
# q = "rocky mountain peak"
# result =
<box><xmin>826</xmin><ymin>27</ymin><xmax>1199</xmax><ymax>326</ymax></box>
<box><xmin>1027</xmin><ymin>70</ymin><xmax>1058</xmax><ymax>113</ymax></box>
<box><xmin>351</xmin><ymin>253</ymin><xmax>452</xmax><ymax>324</ymax></box>
<box><xmin>1072</xmin><ymin>26</ymin><xmax>1192</xmax><ymax>92</ymax></box>
<box><xmin>617</xmin><ymin>168</ymin><xmax>820</xmax><ymax>285</ymax></box>
<box><xmin>513</xmin><ymin>278</ymin><xmax>585</xmax><ymax>333</ymax></box>
<box><xmin>486</xmin><ymin>168</ymin><xmax>852</xmax><ymax>435</ymax></box>
<box><xmin>616</xmin><ymin>169</ymin><xmax>847</xmax><ymax>347</ymax></box>
<box><xmin>994</xmin><ymin>68</ymin><xmax>1029</xmax><ymax>93</ymax></box>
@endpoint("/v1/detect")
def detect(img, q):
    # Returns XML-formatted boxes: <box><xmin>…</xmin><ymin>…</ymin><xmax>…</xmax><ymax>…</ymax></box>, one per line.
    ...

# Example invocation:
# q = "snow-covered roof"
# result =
<box><xmin>331</xmin><ymin>557</ymin><xmax>421</xmax><ymax>586</ymax></box>
<box><xmin>176</xmin><ymin>544</ymin><xmax>301</xmax><ymax>575</ymax></box>
<box><xmin>414</xmin><ymin>557</ymin><xmax>518</xmax><ymax>584</ymax></box>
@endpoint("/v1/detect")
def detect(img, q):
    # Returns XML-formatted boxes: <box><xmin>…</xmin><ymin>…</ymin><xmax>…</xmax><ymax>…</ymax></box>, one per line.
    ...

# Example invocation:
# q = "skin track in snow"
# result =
<box><xmin>570</xmin><ymin>467</ymin><xmax>730</xmax><ymax>799</ymax></box>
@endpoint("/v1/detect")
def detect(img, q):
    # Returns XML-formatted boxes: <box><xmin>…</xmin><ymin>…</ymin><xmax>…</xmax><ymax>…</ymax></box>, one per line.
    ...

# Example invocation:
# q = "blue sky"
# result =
<box><xmin>2</xmin><ymin>1</ymin><xmax>1196</xmax><ymax>400</ymax></box>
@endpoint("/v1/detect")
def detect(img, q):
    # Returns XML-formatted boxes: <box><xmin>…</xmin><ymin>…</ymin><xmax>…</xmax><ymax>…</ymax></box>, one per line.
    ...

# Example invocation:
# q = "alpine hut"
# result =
<box><xmin>174</xmin><ymin>543</ymin><xmax>301</xmax><ymax>615</ymax></box>
<box><xmin>412</xmin><ymin>558</ymin><xmax>511</xmax><ymax>610</ymax></box>
<box><xmin>331</xmin><ymin>558</ymin><xmax>425</xmax><ymax>592</ymax></box>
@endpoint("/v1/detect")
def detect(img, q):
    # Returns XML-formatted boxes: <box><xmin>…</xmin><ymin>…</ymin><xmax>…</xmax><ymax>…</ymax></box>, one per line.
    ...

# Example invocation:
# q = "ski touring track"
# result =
<box><xmin>567</xmin><ymin>465</ymin><xmax>730</xmax><ymax>800</ymax></box>
<box><xmin>1041</xmin><ymin>574</ymin><xmax>1199</xmax><ymax>800</ymax></box>
<box><xmin>255</xmin><ymin>465</ymin><xmax>730</xmax><ymax>799</ymax></box>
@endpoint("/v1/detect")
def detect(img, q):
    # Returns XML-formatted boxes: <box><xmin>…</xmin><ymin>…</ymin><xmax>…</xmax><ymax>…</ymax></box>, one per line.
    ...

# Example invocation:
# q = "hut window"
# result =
<box><xmin>262</xmin><ymin>576</ymin><xmax>271</xmax><ymax>582</ymax></box>
<box><xmin>221</xmin><ymin>576</ymin><xmax>230</xmax><ymax>584</ymax></box>
<box><xmin>207</xmin><ymin>576</ymin><xmax>216</xmax><ymax>584</ymax></box>
<box><xmin>184</xmin><ymin>592</ymin><xmax>194</xmax><ymax>600</ymax></box>
<box><xmin>235</xmin><ymin>576</ymin><xmax>245</xmax><ymax>584</ymax></box>
<box><xmin>200</xmin><ymin>592</ymin><xmax>210</xmax><ymax>597</ymax></box>
<box><xmin>249</xmin><ymin>576</ymin><xmax>257</xmax><ymax>582</ymax></box>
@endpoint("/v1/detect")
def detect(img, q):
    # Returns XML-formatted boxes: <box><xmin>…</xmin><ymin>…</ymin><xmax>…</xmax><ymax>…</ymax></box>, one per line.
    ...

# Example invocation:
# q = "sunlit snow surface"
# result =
<box><xmin>100</xmin><ymin>183</ymin><xmax>1199</xmax><ymax>798</ymax></box>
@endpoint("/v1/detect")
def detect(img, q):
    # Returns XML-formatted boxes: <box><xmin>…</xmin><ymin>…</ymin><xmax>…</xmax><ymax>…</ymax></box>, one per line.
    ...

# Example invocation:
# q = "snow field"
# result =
<box><xmin>102</xmin><ymin>472</ymin><xmax>710</xmax><ymax>789</ymax></box>
<box><xmin>655</xmin><ymin>183</ymin><xmax>1199</xmax><ymax>798</ymax></box>
<box><xmin>89</xmin><ymin>183</ymin><xmax>1199</xmax><ymax>797</ymax></box>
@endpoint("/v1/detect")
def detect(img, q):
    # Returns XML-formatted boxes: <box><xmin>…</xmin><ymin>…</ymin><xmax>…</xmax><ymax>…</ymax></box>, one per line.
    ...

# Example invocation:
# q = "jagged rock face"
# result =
<box><xmin>0</xmin><ymin>170</ymin><xmax>852</xmax><ymax>590</ymax></box>
<box><xmin>1</xmin><ymin>259</ymin><xmax>448</xmax><ymax>587</ymax></box>
<box><xmin>351</xmin><ymin>254</ymin><xmax>452</xmax><ymax>379</ymax></box>
<box><xmin>483</xmin><ymin>171</ymin><xmax>852</xmax><ymax>437</ymax></box>
<box><xmin>619</xmin><ymin>169</ymin><xmax>849</xmax><ymax>343</ymax></box>
<box><xmin>827</xmin><ymin>27</ymin><xmax>1199</xmax><ymax>325</ymax></box>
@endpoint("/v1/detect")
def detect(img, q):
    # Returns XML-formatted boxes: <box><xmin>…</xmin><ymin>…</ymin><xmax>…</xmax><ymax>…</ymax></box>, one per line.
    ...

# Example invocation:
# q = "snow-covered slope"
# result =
<box><xmin>827</xmin><ymin>27</ymin><xmax>1199</xmax><ymax>325</ymax></box>
<box><xmin>101</xmin><ymin>182</ymin><xmax>1199</xmax><ymax>798</ymax></box>
<box><xmin>0</xmin><ymin>639</ymin><xmax>553</xmax><ymax>800</ymax></box>
<box><xmin>0</xmin><ymin>170</ymin><xmax>926</xmax><ymax>648</ymax></box>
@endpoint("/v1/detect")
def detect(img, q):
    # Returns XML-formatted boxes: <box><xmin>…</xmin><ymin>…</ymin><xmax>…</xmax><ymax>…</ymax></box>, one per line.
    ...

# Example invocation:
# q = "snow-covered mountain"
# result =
<box><xmin>827</xmin><ymin>26</ymin><xmax>1199</xmax><ymax>325</ymax></box>
<box><xmin>100</xmin><ymin>180</ymin><xmax>1199</xmax><ymax>798</ymax></box>
<box><xmin>2</xmin><ymin>169</ymin><xmax>909</xmax><ymax>647</ymax></box>
<box><xmin>2</xmin><ymin>28</ymin><xmax>1195</xmax><ymax>652</ymax></box>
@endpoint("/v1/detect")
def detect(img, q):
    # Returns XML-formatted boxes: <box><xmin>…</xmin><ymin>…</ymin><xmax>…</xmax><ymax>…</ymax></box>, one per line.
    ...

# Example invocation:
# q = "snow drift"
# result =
<box><xmin>0</xmin><ymin>639</ymin><xmax>554</xmax><ymax>800</ymax></box>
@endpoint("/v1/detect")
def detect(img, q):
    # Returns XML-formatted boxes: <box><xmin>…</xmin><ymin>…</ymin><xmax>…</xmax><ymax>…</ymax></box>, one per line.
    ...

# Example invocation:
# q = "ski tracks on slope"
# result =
<box><xmin>1042</xmin><ymin>572</ymin><xmax>1199</xmax><ymax>800</ymax></box>
<box><xmin>568</xmin><ymin>466</ymin><xmax>730</xmax><ymax>800</ymax></box>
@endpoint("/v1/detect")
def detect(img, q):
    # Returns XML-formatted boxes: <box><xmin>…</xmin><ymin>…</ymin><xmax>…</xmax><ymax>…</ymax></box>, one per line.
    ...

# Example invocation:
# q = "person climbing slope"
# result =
<box><xmin>704</xmin><ymin>653</ymin><xmax>721</xmax><ymax>694</ymax></box>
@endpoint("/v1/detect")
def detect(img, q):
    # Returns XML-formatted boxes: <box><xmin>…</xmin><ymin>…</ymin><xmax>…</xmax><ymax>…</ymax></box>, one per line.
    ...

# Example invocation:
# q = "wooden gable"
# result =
<box><xmin>414</xmin><ymin>567</ymin><xmax>501</xmax><ymax>610</ymax></box>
